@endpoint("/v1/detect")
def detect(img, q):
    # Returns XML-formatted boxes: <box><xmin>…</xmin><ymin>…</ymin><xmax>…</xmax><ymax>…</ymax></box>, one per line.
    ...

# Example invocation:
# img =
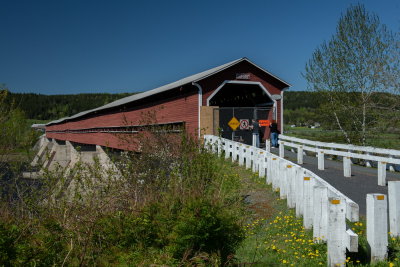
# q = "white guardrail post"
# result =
<box><xmin>252</xmin><ymin>148</ymin><xmax>257</xmax><ymax>172</ymax></box>
<box><xmin>286</xmin><ymin>164</ymin><xmax>295</xmax><ymax>208</ymax></box>
<box><xmin>224</xmin><ymin>140</ymin><xmax>230</xmax><ymax>159</ymax></box>
<box><xmin>297</xmin><ymin>145</ymin><xmax>303</xmax><ymax>165</ymax></box>
<box><xmin>245</xmin><ymin>145</ymin><xmax>251</xmax><ymax>169</ymax></box>
<box><xmin>271</xmin><ymin>156</ymin><xmax>279</xmax><ymax>191</ymax></box>
<box><xmin>377</xmin><ymin>161</ymin><xmax>387</xmax><ymax>186</ymax></box>
<box><xmin>389</xmin><ymin>181</ymin><xmax>400</xmax><ymax>237</ymax></box>
<box><xmin>216</xmin><ymin>137</ymin><xmax>222</xmax><ymax>156</ymax></box>
<box><xmin>279</xmin><ymin>141</ymin><xmax>285</xmax><ymax>158</ymax></box>
<box><xmin>238</xmin><ymin>144</ymin><xmax>244</xmax><ymax>166</ymax></box>
<box><xmin>232</xmin><ymin>142</ymin><xmax>238</xmax><ymax>163</ymax></box>
<box><xmin>279</xmin><ymin>159</ymin><xmax>287</xmax><ymax>199</ymax></box>
<box><xmin>318</xmin><ymin>149</ymin><xmax>325</xmax><ymax>170</ymax></box>
<box><xmin>258</xmin><ymin>151</ymin><xmax>266</xmax><ymax>177</ymax></box>
<box><xmin>327</xmin><ymin>198</ymin><xmax>347</xmax><ymax>267</ymax></box>
<box><xmin>389</xmin><ymin>155</ymin><xmax>395</xmax><ymax>172</ymax></box>
<box><xmin>313</xmin><ymin>185</ymin><xmax>328</xmax><ymax>242</ymax></box>
<box><xmin>295</xmin><ymin>167</ymin><xmax>305</xmax><ymax>218</ymax></box>
<box><xmin>367</xmin><ymin>193</ymin><xmax>388</xmax><ymax>262</ymax></box>
<box><xmin>343</xmin><ymin>156</ymin><xmax>351</xmax><ymax>178</ymax></box>
<box><xmin>204</xmin><ymin>135</ymin><xmax>363</xmax><ymax>266</ymax></box>
<box><xmin>265</xmin><ymin>140</ymin><xmax>270</xmax><ymax>152</ymax></box>
<box><xmin>303</xmin><ymin>175</ymin><xmax>314</xmax><ymax>229</ymax></box>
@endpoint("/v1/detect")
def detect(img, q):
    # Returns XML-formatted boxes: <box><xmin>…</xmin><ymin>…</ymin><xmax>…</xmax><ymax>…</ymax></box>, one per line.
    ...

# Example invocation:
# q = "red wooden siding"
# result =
<box><xmin>47</xmin><ymin>88</ymin><xmax>199</xmax><ymax>149</ymax></box>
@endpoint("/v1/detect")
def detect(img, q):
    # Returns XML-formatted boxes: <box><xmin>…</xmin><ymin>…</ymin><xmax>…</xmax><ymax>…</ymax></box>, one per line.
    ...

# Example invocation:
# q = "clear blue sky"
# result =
<box><xmin>1</xmin><ymin>0</ymin><xmax>399</xmax><ymax>95</ymax></box>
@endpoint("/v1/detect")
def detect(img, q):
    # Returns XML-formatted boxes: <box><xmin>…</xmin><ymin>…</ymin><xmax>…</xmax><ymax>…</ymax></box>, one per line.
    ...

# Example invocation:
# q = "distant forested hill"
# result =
<box><xmin>284</xmin><ymin>91</ymin><xmax>322</xmax><ymax>110</ymax></box>
<box><xmin>4</xmin><ymin>92</ymin><xmax>133</xmax><ymax>120</ymax></box>
<box><xmin>5</xmin><ymin>90</ymin><xmax>318</xmax><ymax>122</ymax></box>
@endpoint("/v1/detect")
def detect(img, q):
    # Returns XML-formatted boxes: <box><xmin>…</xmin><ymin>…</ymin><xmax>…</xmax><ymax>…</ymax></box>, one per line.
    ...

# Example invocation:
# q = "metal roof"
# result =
<box><xmin>46</xmin><ymin>57</ymin><xmax>290</xmax><ymax>126</ymax></box>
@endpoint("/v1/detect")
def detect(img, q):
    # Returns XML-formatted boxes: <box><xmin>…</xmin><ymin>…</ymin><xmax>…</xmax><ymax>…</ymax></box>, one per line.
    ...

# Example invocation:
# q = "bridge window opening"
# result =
<box><xmin>209</xmin><ymin>83</ymin><xmax>273</xmax><ymax>107</ymax></box>
<box><xmin>46</xmin><ymin>121</ymin><xmax>185</xmax><ymax>135</ymax></box>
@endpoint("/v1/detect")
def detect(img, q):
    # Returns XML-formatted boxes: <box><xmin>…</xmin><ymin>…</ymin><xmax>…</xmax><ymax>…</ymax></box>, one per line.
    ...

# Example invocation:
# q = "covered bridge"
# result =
<box><xmin>45</xmin><ymin>57</ymin><xmax>290</xmax><ymax>150</ymax></box>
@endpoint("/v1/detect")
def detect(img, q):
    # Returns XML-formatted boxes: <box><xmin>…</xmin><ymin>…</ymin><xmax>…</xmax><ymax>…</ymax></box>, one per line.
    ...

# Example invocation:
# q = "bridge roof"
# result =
<box><xmin>46</xmin><ymin>57</ymin><xmax>290</xmax><ymax>126</ymax></box>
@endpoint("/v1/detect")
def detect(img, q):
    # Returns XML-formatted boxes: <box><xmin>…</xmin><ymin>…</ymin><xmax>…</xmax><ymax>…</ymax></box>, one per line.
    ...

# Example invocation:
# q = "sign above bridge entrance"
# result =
<box><xmin>228</xmin><ymin>117</ymin><xmax>240</xmax><ymax>131</ymax></box>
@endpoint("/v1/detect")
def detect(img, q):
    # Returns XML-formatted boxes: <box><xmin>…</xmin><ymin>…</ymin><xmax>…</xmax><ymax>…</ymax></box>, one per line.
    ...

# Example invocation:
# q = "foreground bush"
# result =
<box><xmin>0</xmin><ymin>132</ymin><xmax>245</xmax><ymax>266</ymax></box>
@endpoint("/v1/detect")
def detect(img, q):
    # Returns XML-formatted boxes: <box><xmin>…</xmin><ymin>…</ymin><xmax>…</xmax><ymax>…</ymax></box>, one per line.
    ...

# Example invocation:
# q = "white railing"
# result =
<box><xmin>278</xmin><ymin>135</ymin><xmax>400</xmax><ymax>186</ymax></box>
<box><xmin>204</xmin><ymin>135</ymin><xmax>400</xmax><ymax>266</ymax></box>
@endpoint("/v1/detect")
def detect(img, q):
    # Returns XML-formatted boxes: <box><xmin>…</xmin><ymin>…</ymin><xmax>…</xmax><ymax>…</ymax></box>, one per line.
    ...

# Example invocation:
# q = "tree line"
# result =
<box><xmin>2</xmin><ymin>91</ymin><xmax>132</xmax><ymax>120</ymax></box>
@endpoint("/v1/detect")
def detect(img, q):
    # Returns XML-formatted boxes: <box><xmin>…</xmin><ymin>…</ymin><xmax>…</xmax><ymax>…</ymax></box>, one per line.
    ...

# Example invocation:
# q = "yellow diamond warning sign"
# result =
<box><xmin>228</xmin><ymin>117</ymin><xmax>240</xmax><ymax>131</ymax></box>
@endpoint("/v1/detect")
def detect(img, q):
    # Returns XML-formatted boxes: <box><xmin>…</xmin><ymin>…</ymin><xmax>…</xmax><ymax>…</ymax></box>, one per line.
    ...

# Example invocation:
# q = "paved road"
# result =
<box><xmin>270</xmin><ymin>147</ymin><xmax>400</xmax><ymax>217</ymax></box>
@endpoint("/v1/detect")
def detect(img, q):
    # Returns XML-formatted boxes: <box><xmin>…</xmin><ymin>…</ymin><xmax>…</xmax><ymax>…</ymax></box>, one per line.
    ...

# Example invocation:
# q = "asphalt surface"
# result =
<box><xmin>270</xmin><ymin>147</ymin><xmax>400</xmax><ymax>217</ymax></box>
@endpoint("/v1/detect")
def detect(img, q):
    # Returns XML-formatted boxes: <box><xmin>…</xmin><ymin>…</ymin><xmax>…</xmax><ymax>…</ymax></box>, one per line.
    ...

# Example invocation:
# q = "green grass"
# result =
<box><xmin>232</xmin><ymin>164</ymin><xmax>327</xmax><ymax>266</ymax></box>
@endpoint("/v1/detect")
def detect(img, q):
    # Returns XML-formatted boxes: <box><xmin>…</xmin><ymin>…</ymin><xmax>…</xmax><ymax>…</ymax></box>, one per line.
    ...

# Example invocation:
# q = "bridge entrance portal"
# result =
<box><xmin>204</xmin><ymin>81</ymin><xmax>276</xmax><ymax>146</ymax></box>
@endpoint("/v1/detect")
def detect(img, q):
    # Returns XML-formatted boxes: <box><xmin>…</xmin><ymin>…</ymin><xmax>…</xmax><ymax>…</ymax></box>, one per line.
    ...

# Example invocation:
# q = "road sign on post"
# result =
<box><xmin>259</xmin><ymin>120</ymin><xmax>270</xmax><ymax>127</ymax></box>
<box><xmin>239</xmin><ymin>119</ymin><xmax>249</xmax><ymax>130</ymax></box>
<box><xmin>228</xmin><ymin>117</ymin><xmax>240</xmax><ymax>131</ymax></box>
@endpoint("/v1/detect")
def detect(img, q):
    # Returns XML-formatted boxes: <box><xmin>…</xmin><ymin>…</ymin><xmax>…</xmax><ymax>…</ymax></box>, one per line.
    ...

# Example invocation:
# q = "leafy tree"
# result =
<box><xmin>304</xmin><ymin>4</ymin><xmax>400</xmax><ymax>145</ymax></box>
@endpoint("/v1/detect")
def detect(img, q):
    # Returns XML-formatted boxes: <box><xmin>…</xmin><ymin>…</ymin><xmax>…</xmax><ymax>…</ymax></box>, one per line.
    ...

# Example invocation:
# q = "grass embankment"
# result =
<box><xmin>234</xmin><ymin>163</ymin><xmax>327</xmax><ymax>266</ymax></box>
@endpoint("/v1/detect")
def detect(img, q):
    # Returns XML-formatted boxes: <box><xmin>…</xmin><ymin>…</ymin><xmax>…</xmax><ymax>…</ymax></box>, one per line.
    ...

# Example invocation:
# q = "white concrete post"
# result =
<box><xmin>271</xmin><ymin>157</ymin><xmax>279</xmax><ymax>190</ymax></box>
<box><xmin>295</xmin><ymin>168</ymin><xmax>305</xmax><ymax>217</ymax></box>
<box><xmin>291</xmin><ymin>166</ymin><xmax>299</xmax><ymax>209</ymax></box>
<box><xmin>252</xmin><ymin>133</ymin><xmax>258</xmax><ymax>147</ymax></box>
<box><xmin>377</xmin><ymin>161</ymin><xmax>387</xmax><ymax>186</ymax></box>
<box><xmin>211</xmin><ymin>136</ymin><xmax>217</xmax><ymax>153</ymax></box>
<box><xmin>367</xmin><ymin>193</ymin><xmax>388</xmax><ymax>262</ymax></box>
<box><xmin>258</xmin><ymin>152</ymin><xmax>266</xmax><ymax>177</ymax></box>
<box><xmin>279</xmin><ymin>141</ymin><xmax>285</xmax><ymax>158</ymax></box>
<box><xmin>318</xmin><ymin>150</ymin><xmax>324</xmax><ymax>170</ymax></box>
<box><xmin>297</xmin><ymin>145</ymin><xmax>303</xmax><ymax>165</ymax></box>
<box><xmin>266</xmin><ymin>154</ymin><xmax>272</xmax><ymax>185</ymax></box>
<box><xmin>245</xmin><ymin>146</ymin><xmax>251</xmax><ymax>169</ymax></box>
<box><xmin>286</xmin><ymin>165</ymin><xmax>295</xmax><ymax>208</ymax></box>
<box><xmin>252</xmin><ymin>148</ymin><xmax>258</xmax><ymax>173</ymax></box>
<box><xmin>343</xmin><ymin>156</ymin><xmax>351</xmax><ymax>177</ymax></box>
<box><xmin>216</xmin><ymin>138</ymin><xmax>222</xmax><ymax>156</ymax></box>
<box><xmin>365</xmin><ymin>152</ymin><xmax>372</xmax><ymax>168</ymax></box>
<box><xmin>389</xmin><ymin>181</ymin><xmax>400</xmax><ymax>237</ymax></box>
<box><xmin>224</xmin><ymin>141</ymin><xmax>230</xmax><ymax>159</ymax></box>
<box><xmin>275</xmin><ymin>159</ymin><xmax>283</xmax><ymax>192</ymax></box>
<box><xmin>279</xmin><ymin>160</ymin><xmax>287</xmax><ymax>199</ymax></box>
<box><xmin>313</xmin><ymin>185</ymin><xmax>328</xmax><ymax>242</ymax></box>
<box><xmin>303</xmin><ymin>176</ymin><xmax>314</xmax><ymax>229</ymax></box>
<box><xmin>256</xmin><ymin>150</ymin><xmax>261</xmax><ymax>173</ymax></box>
<box><xmin>232</xmin><ymin>142</ymin><xmax>238</xmax><ymax>163</ymax></box>
<box><xmin>346</xmin><ymin>229</ymin><xmax>358</xmax><ymax>253</ymax></box>
<box><xmin>389</xmin><ymin>155</ymin><xmax>395</xmax><ymax>172</ymax></box>
<box><xmin>238</xmin><ymin>144</ymin><xmax>244</xmax><ymax>166</ymax></box>
<box><xmin>265</xmin><ymin>140</ymin><xmax>271</xmax><ymax>152</ymax></box>
<box><xmin>327</xmin><ymin>198</ymin><xmax>346</xmax><ymax>267</ymax></box>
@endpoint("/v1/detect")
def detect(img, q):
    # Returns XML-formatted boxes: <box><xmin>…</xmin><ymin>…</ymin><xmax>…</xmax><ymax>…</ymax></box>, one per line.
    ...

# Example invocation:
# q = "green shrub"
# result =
<box><xmin>167</xmin><ymin>199</ymin><xmax>245</xmax><ymax>262</ymax></box>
